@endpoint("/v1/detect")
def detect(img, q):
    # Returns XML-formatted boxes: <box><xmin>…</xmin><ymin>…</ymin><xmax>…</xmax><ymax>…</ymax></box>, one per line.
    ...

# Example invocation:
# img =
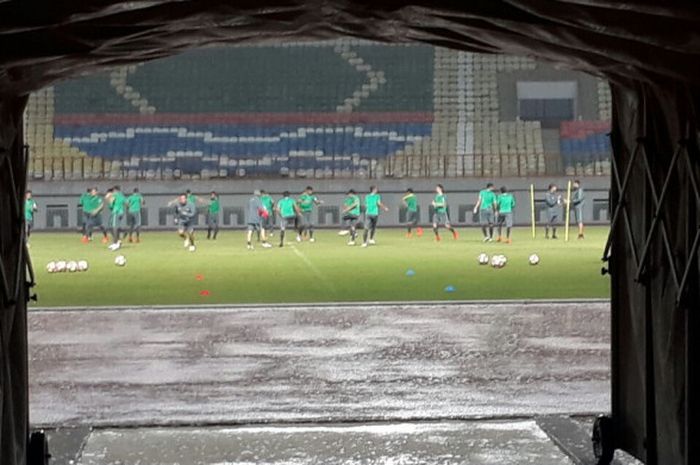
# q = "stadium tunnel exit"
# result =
<box><xmin>1</xmin><ymin>2</ymin><xmax>699</xmax><ymax>464</ymax></box>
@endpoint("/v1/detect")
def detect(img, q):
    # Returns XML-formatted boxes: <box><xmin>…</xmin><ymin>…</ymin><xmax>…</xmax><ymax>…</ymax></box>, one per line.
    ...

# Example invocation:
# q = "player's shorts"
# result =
<box><xmin>247</xmin><ymin>222</ymin><xmax>261</xmax><ymax>232</ymax></box>
<box><xmin>573</xmin><ymin>205</ymin><xmax>584</xmax><ymax>224</ymax></box>
<box><xmin>178</xmin><ymin>220</ymin><xmax>194</xmax><ymax>234</ymax></box>
<box><xmin>87</xmin><ymin>213</ymin><xmax>103</xmax><ymax>228</ymax></box>
<box><xmin>343</xmin><ymin>215</ymin><xmax>359</xmax><ymax>228</ymax></box>
<box><xmin>498</xmin><ymin>212</ymin><xmax>513</xmax><ymax>228</ymax></box>
<box><xmin>300</xmin><ymin>211</ymin><xmax>313</xmax><ymax>227</ymax></box>
<box><xmin>406</xmin><ymin>210</ymin><xmax>419</xmax><ymax>225</ymax></box>
<box><xmin>366</xmin><ymin>214</ymin><xmax>379</xmax><ymax>229</ymax></box>
<box><xmin>109</xmin><ymin>213</ymin><xmax>125</xmax><ymax>229</ymax></box>
<box><xmin>280</xmin><ymin>216</ymin><xmax>295</xmax><ymax>231</ymax></box>
<box><xmin>262</xmin><ymin>214</ymin><xmax>274</xmax><ymax>229</ymax></box>
<box><xmin>432</xmin><ymin>211</ymin><xmax>450</xmax><ymax>225</ymax></box>
<box><xmin>479</xmin><ymin>209</ymin><xmax>494</xmax><ymax>225</ymax></box>
<box><xmin>206</xmin><ymin>213</ymin><xmax>218</xmax><ymax>226</ymax></box>
<box><xmin>547</xmin><ymin>209</ymin><xmax>559</xmax><ymax>224</ymax></box>
<box><xmin>127</xmin><ymin>211</ymin><xmax>142</xmax><ymax>228</ymax></box>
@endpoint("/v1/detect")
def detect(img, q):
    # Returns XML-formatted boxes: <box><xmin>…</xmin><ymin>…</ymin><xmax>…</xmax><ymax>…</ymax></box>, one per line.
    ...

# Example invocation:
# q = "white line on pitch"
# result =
<box><xmin>291</xmin><ymin>245</ymin><xmax>337</xmax><ymax>293</ymax></box>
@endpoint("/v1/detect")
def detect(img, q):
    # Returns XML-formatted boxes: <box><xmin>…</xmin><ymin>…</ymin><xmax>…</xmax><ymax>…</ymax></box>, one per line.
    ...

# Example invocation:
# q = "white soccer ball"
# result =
<box><xmin>114</xmin><ymin>255</ymin><xmax>127</xmax><ymax>267</ymax></box>
<box><xmin>66</xmin><ymin>261</ymin><xmax>78</xmax><ymax>273</ymax></box>
<box><xmin>77</xmin><ymin>260</ymin><xmax>89</xmax><ymax>272</ymax></box>
<box><xmin>529</xmin><ymin>254</ymin><xmax>540</xmax><ymax>265</ymax></box>
<box><xmin>46</xmin><ymin>261</ymin><xmax>56</xmax><ymax>273</ymax></box>
<box><xmin>478</xmin><ymin>253</ymin><xmax>490</xmax><ymax>265</ymax></box>
<box><xmin>55</xmin><ymin>261</ymin><xmax>67</xmax><ymax>273</ymax></box>
<box><xmin>491</xmin><ymin>254</ymin><xmax>507</xmax><ymax>269</ymax></box>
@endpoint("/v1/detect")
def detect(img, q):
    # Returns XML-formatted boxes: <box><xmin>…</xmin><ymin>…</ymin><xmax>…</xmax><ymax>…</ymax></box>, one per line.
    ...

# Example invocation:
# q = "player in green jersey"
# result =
<box><xmin>496</xmin><ymin>186</ymin><xmax>516</xmax><ymax>244</ymax></box>
<box><xmin>79</xmin><ymin>188</ymin><xmax>91</xmax><ymax>242</ymax></box>
<box><xmin>84</xmin><ymin>187</ymin><xmax>110</xmax><ymax>244</ymax></box>
<box><xmin>341</xmin><ymin>189</ymin><xmax>361</xmax><ymax>245</ymax></box>
<box><xmin>260</xmin><ymin>190</ymin><xmax>275</xmax><ymax>237</ymax></box>
<box><xmin>297</xmin><ymin>186</ymin><xmax>323</xmax><ymax>242</ymax></box>
<box><xmin>473</xmin><ymin>183</ymin><xmax>497</xmax><ymax>242</ymax></box>
<box><xmin>402</xmin><ymin>188</ymin><xmax>423</xmax><ymax>238</ymax></box>
<box><xmin>106</xmin><ymin>185</ymin><xmax>127</xmax><ymax>250</ymax></box>
<box><xmin>206</xmin><ymin>191</ymin><xmax>220</xmax><ymax>240</ymax></box>
<box><xmin>275</xmin><ymin>191</ymin><xmax>301</xmax><ymax>248</ymax></box>
<box><xmin>24</xmin><ymin>190</ymin><xmax>37</xmax><ymax>244</ymax></box>
<box><xmin>432</xmin><ymin>184</ymin><xmax>458</xmax><ymax>241</ymax></box>
<box><xmin>126</xmin><ymin>187</ymin><xmax>144</xmax><ymax>243</ymax></box>
<box><xmin>362</xmin><ymin>186</ymin><xmax>389</xmax><ymax>247</ymax></box>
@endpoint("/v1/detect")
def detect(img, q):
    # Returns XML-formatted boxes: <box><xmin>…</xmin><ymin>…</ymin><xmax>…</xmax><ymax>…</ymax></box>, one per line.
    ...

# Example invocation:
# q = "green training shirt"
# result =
<box><xmin>79</xmin><ymin>192</ymin><xmax>90</xmax><ymax>212</ymax></box>
<box><xmin>127</xmin><ymin>193</ymin><xmax>143</xmax><ymax>213</ymax></box>
<box><xmin>208</xmin><ymin>197</ymin><xmax>220</xmax><ymax>214</ymax></box>
<box><xmin>260</xmin><ymin>194</ymin><xmax>274</xmax><ymax>213</ymax></box>
<box><xmin>25</xmin><ymin>199</ymin><xmax>37</xmax><ymax>221</ymax></box>
<box><xmin>298</xmin><ymin>193</ymin><xmax>318</xmax><ymax>212</ymax></box>
<box><xmin>403</xmin><ymin>194</ymin><xmax>418</xmax><ymax>212</ymax></box>
<box><xmin>84</xmin><ymin>195</ymin><xmax>102</xmax><ymax>215</ymax></box>
<box><xmin>344</xmin><ymin>194</ymin><xmax>360</xmax><ymax>216</ymax></box>
<box><xmin>365</xmin><ymin>193</ymin><xmax>381</xmax><ymax>216</ymax></box>
<box><xmin>479</xmin><ymin>189</ymin><xmax>497</xmax><ymax>211</ymax></box>
<box><xmin>111</xmin><ymin>192</ymin><xmax>127</xmax><ymax>215</ymax></box>
<box><xmin>278</xmin><ymin>197</ymin><xmax>297</xmax><ymax>218</ymax></box>
<box><xmin>497</xmin><ymin>193</ymin><xmax>515</xmax><ymax>214</ymax></box>
<box><xmin>434</xmin><ymin>193</ymin><xmax>447</xmax><ymax>213</ymax></box>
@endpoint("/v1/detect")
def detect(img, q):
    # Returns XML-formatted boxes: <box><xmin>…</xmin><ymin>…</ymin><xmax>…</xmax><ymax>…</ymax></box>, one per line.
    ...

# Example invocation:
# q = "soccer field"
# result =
<box><xmin>28</xmin><ymin>227</ymin><xmax>610</xmax><ymax>307</ymax></box>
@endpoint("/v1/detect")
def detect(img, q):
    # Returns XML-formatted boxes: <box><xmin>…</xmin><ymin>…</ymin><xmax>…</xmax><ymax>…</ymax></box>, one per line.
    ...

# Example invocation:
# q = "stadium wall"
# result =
<box><xmin>27</xmin><ymin>176</ymin><xmax>610</xmax><ymax>230</ymax></box>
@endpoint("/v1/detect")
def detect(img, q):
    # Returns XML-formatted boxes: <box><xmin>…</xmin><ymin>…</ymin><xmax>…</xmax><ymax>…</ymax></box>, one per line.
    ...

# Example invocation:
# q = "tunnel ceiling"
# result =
<box><xmin>0</xmin><ymin>1</ymin><xmax>699</xmax><ymax>95</ymax></box>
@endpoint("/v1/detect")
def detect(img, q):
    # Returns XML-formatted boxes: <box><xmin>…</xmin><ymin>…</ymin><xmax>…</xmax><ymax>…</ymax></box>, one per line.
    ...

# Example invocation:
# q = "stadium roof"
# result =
<box><xmin>0</xmin><ymin>1</ymin><xmax>699</xmax><ymax>94</ymax></box>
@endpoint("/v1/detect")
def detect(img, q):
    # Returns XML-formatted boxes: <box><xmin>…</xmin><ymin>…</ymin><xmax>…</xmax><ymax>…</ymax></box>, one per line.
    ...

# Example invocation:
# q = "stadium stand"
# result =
<box><xmin>23</xmin><ymin>40</ymin><xmax>612</xmax><ymax>180</ymax></box>
<box><xmin>559</xmin><ymin>121</ymin><xmax>612</xmax><ymax>176</ymax></box>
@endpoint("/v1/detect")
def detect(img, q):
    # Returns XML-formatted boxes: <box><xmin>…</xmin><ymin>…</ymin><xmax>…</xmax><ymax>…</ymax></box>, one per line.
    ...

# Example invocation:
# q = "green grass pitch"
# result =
<box><xmin>28</xmin><ymin>227</ymin><xmax>610</xmax><ymax>307</ymax></box>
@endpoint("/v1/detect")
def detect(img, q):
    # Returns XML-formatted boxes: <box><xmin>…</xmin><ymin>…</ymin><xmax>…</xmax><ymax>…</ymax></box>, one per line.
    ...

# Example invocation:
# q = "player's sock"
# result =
<box><xmin>545</xmin><ymin>227</ymin><xmax>549</xmax><ymax>238</ymax></box>
<box><xmin>363</xmin><ymin>229</ymin><xmax>369</xmax><ymax>243</ymax></box>
<box><xmin>488</xmin><ymin>227</ymin><xmax>494</xmax><ymax>239</ymax></box>
<box><xmin>450</xmin><ymin>228</ymin><xmax>458</xmax><ymax>240</ymax></box>
<box><xmin>416</xmin><ymin>227</ymin><xmax>423</xmax><ymax>237</ymax></box>
<box><xmin>481</xmin><ymin>226</ymin><xmax>488</xmax><ymax>238</ymax></box>
<box><xmin>433</xmin><ymin>227</ymin><xmax>439</xmax><ymax>238</ymax></box>
<box><xmin>279</xmin><ymin>230</ymin><xmax>285</xmax><ymax>246</ymax></box>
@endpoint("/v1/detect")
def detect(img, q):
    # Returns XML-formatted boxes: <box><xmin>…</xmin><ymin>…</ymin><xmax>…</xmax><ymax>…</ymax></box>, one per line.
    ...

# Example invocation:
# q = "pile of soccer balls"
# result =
<box><xmin>46</xmin><ymin>260</ymin><xmax>89</xmax><ymax>273</ymax></box>
<box><xmin>477</xmin><ymin>253</ymin><xmax>540</xmax><ymax>268</ymax></box>
<box><xmin>47</xmin><ymin>255</ymin><xmax>128</xmax><ymax>273</ymax></box>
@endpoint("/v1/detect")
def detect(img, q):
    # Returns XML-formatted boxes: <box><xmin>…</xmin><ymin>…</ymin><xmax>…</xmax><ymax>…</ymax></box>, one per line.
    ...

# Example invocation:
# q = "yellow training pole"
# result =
<box><xmin>564</xmin><ymin>180</ymin><xmax>572</xmax><ymax>242</ymax></box>
<box><xmin>530</xmin><ymin>184</ymin><xmax>536</xmax><ymax>238</ymax></box>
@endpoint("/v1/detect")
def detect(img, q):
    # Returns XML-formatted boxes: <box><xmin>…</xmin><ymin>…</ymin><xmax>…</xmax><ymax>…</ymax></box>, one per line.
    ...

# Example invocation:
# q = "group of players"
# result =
<box><xmin>22</xmin><ymin>180</ymin><xmax>585</xmax><ymax>251</ymax></box>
